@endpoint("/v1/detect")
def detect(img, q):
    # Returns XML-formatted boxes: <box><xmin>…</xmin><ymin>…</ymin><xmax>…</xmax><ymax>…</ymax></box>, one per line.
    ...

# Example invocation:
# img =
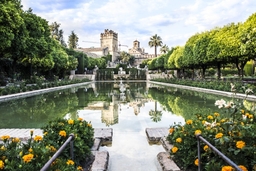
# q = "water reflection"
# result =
<box><xmin>0</xmin><ymin>81</ymin><xmax>254</xmax><ymax>129</ymax></box>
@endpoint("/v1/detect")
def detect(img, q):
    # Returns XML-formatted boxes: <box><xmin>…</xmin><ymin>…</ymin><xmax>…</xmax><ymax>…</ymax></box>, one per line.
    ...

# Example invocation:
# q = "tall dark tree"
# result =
<box><xmin>148</xmin><ymin>34</ymin><xmax>163</xmax><ymax>57</ymax></box>
<box><xmin>68</xmin><ymin>31</ymin><xmax>79</xmax><ymax>49</ymax></box>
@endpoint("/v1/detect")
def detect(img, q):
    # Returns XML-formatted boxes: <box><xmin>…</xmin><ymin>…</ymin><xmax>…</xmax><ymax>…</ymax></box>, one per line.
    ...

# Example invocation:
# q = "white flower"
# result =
<box><xmin>225</xmin><ymin>101</ymin><xmax>235</xmax><ymax>108</ymax></box>
<box><xmin>204</xmin><ymin>120</ymin><xmax>217</xmax><ymax>128</ymax></box>
<box><xmin>215</xmin><ymin>99</ymin><xmax>226</xmax><ymax>108</ymax></box>
<box><xmin>245</xmin><ymin>88</ymin><xmax>254</xmax><ymax>95</ymax></box>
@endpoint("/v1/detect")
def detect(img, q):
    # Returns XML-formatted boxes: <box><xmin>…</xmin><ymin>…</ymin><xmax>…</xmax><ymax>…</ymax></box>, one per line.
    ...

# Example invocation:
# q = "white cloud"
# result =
<box><xmin>20</xmin><ymin>0</ymin><xmax>256</xmax><ymax>54</ymax></box>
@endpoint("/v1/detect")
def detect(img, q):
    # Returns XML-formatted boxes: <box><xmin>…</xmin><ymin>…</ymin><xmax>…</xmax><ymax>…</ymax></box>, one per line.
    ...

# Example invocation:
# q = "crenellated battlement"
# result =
<box><xmin>100</xmin><ymin>29</ymin><xmax>118</xmax><ymax>39</ymax></box>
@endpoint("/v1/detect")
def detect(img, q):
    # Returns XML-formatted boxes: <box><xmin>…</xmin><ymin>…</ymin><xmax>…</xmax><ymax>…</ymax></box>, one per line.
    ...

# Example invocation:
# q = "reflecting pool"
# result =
<box><xmin>0</xmin><ymin>81</ymin><xmax>243</xmax><ymax>171</ymax></box>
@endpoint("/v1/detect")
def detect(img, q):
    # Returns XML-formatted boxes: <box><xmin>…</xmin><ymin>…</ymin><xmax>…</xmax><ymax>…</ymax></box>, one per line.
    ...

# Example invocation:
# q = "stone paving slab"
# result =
<box><xmin>94</xmin><ymin>128</ymin><xmax>113</xmax><ymax>143</ymax></box>
<box><xmin>145</xmin><ymin>127</ymin><xmax>169</xmax><ymax>143</ymax></box>
<box><xmin>160</xmin><ymin>137</ymin><xmax>173</xmax><ymax>152</ymax></box>
<box><xmin>157</xmin><ymin>152</ymin><xmax>181</xmax><ymax>171</ymax></box>
<box><xmin>90</xmin><ymin>151</ymin><xmax>109</xmax><ymax>171</ymax></box>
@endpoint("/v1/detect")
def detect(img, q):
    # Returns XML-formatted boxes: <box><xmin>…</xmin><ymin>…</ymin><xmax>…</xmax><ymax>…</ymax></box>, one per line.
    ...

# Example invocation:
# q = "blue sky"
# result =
<box><xmin>21</xmin><ymin>0</ymin><xmax>256</xmax><ymax>54</ymax></box>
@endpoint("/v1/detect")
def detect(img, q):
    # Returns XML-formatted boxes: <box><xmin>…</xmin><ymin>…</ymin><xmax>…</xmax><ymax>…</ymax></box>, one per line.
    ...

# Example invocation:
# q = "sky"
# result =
<box><xmin>21</xmin><ymin>0</ymin><xmax>256</xmax><ymax>54</ymax></box>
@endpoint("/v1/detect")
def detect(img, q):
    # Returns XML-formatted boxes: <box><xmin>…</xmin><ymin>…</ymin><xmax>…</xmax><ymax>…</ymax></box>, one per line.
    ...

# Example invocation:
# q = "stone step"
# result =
<box><xmin>145</xmin><ymin>127</ymin><xmax>169</xmax><ymax>143</ymax></box>
<box><xmin>146</xmin><ymin>127</ymin><xmax>181</xmax><ymax>171</ymax></box>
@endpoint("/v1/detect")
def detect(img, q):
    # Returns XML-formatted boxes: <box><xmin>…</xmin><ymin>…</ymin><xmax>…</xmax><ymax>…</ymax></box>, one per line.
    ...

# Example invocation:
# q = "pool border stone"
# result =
<box><xmin>146</xmin><ymin>127</ymin><xmax>181</xmax><ymax>171</ymax></box>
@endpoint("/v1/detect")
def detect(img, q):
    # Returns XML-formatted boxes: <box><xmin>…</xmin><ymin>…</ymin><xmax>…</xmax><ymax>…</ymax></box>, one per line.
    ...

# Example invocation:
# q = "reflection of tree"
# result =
<box><xmin>149</xmin><ymin>110</ymin><xmax>163</xmax><ymax>122</ymax></box>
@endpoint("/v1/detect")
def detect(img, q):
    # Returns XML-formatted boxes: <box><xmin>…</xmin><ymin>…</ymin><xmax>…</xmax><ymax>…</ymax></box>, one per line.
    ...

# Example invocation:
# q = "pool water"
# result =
<box><xmin>0</xmin><ymin>81</ymin><xmax>236</xmax><ymax>170</ymax></box>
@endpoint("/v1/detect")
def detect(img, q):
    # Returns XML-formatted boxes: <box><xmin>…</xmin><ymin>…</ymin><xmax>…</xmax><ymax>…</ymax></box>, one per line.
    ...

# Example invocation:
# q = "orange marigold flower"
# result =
<box><xmin>176</xmin><ymin>138</ymin><xmax>182</xmax><ymax>143</ymax></box>
<box><xmin>186</xmin><ymin>120</ymin><xmax>193</xmax><ymax>125</ymax></box>
<box><xmin>87</xmin><ymin>123</ymin><xmax>92</xmax><ymax>127</ymax></box>
<box><xmin>248</xmin><ymin>115</ymin><xmax>253</xmax><ymax>119</ymax></box>
<box><xmin>238</xmin><ymin>165</ymin><xmax>248</xmax><ymax>171</ymax></box>
<box><xmin>1</xmin><ymin>135</ymin><xmax>10</xmax><ymax>140</ymax></box>
<box><xmin>171</xmin><ymin>146</ymin><xmax>178</xmax><ymax>153</ymax></box>
<box><xmin>22</xmin><ymin>154</ymin><xmax>34</xmax><ymax>163</ymax></box>
<box><xmin>59</xmin><ymin>130</ymin><xmax>67</xmax><ymax>137</ymax></box>
<box><xmin>12</xmin><ymin>137</ymin><xmax>20</xmax><ymax>143</ymax></box>
<box><xmin>0</xmin><ymin>160</ymin><xmax>4</xmax><ymax>169</ymax></box>
<box><xmin>66</xmin><ymin>159</ymin><xmax>74</xmax><ymax>165</ymax></box>
<box><xmin>77</xmin><ymin>166</ymin><xmax>83</xmax><ymax>171</ymax></box>
<box><xmin>169</xmin><ymin>128</ymin><xmax>174</xmax><ymax>134</ymax></box>
<box><xmin>78</xmin><ymin>118</ymin><xmax>83</xmax><ymax>121</ymax></box>
<box><xmin>194</xmin><ymin>159</ymin><xmax>199</xmax><ymax>166</ymax></box>
<box><xmin>207</xmin><ymin>115</ymin><xmax>213</xmax><ymax>120</ymax></box>
<box><xmin>236</xmin><ymin>141</ymin><xmax>245</xmax><ymax>149</ymax></box>
<box><xmin>215</xmin><ymin>133</ymin><xmax>223</xmax><ymax>139</ymax></box>
<box><xmin>214</xmin><ymin>112</ymin><xmax>220</xmax><ymax>117</ymax></box>
<box><xmin>195</xmin><ymin>130</ymin><xmax>201</xmax><ymax>135</ymax></box>
<box><xmin>68</xmin><ymin>119</ymin><xmax>74</xmax><ymax>125</ymax></box>
<box><xmin>34</xmin><ymin>135</ymin><xmax>43</xmax><ymax>142</ymax></box>
<box><xmin>222</xmin><ymin>166</ymin><xmax>233</xmax><ymax>171</ymax></box>
<box><xmin>203</xmin><ymin>145</ymin><xmax>209</xmax><ymax>151</ymax></box>
<box><xmin>50</xmin><ymin>146</ymin><xmax>56</xmax><ymax>152</ymax></box>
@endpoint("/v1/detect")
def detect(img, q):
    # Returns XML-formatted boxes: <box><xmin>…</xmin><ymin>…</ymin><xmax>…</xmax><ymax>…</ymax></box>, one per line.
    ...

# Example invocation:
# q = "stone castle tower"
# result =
<box><xmin>100</xmin><ymin>29</ymin><xmax>118</xmax><ymax>62</ymax></box>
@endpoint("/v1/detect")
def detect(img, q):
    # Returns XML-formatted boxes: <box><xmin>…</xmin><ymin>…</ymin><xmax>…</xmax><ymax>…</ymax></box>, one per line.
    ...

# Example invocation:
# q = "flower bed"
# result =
<box><xmin>0</xmin><ymin>118</ymin><xmax>94</xmax><ymax>170</ymax></box>
<box><xmin>167</xmin><ymin>94</ymin><xmax>256</xmax><ymax>171</ymax></box>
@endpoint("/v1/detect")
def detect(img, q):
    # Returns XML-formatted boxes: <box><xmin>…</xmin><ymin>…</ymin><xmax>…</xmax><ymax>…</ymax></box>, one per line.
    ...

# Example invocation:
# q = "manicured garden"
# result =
<box><xmin>0</xmin><ymin>118</ymin><xmax>94</xmax><ymax>171</ymax></box>
<box><xmin>166</xmin><ymin>83</ymin><xmax>256</xmax><ymax>171</ymax></box>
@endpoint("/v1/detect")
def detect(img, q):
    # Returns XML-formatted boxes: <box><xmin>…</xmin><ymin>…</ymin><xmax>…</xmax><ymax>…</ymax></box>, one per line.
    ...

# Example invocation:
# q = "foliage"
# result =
<box><xmin>68</xmin><ymin>31</ymin><xmax>79</xmax><ymax>49</ymax></box>
<box><xmin>0</xmin><ymin>118</ymin><xmax>94</xmax><ymax>170</ymax></box>
<box><xmin>167</xmin><ymin>86</ymin><xmax>256</xmax><ymax>171</ymax></box>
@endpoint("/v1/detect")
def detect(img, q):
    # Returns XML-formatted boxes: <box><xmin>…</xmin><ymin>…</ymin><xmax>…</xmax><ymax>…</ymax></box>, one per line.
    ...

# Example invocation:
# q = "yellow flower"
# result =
<box><xmin>186</xmin><ymin>120</ymin><xmax>193</xmax><ymax>125</ymax></box>
<box><xmin>68</xmin><ymin>119</ymin><xmax>74</xmax><ymax>125</ymax></box>
<box><xmin>203</xmin><ymin>145</ymin><xmax>209</xmax><ymax>151</ymax></box>
<box><xmin>0</xmin><ymin>146</ymin><xmax>6</xmax><ymax>151</ymax></box>
<box><xmin>169</xmin><ymin>128</ymin><xmax>174</xmax><ymax>134</ymax></box>
<box><xmin>176</xmin><ymin>138</ymin><xmax>182</xmax><ymax>143</ymax></box>
<box><xmin>240</xmin><ymin>109</ymin><xmax>245</xmax><ymax>114</ymax></box>
<box><xmin>1</xmin><ymin>135</ymin><xmax>10</xmax><ymax>140</ymax></box>
<box><xmin>215</xmin><ymin>133</ymin><xmax>223</xmax><ymax>139</ymax></box>
<box><xmin>78</xmin><ymin>118</ymin><xmax>83</xmax><ymax>121</ymax></box>
<box><xmin>22</xmin><ymin>154</ymin><xmax>34</xmax><ymax>163</ymax></box>
<box><xmin>50</xmin><ymin>146</ymin><xmax>56</xmax><ymax>152</ymax></box>
<box><xmin>194</xmin><ymin>159</ymin><xmax>199</xmax><ymax>166</ymax></box>
<box><xmin>202</xmin><ymin>120</ymin><xmax>206</xmax><ymax>125</ymax></box>
<box><xmin>0</xmin><ymin>160</ymin><xmax>4</xmax><ymax>169</ymax></box>
<box><xmin>195</xmin><ymin>130</ymin><xmax>201</xmax><ymax>135</ymax></box>
<box><xmin>87</xmin><ymin>123</ymin><xmax>92</xmax><ymax>127</ymax></box>
<box><xmin>12</xmin><ymin>137</ymin><xmax>20</xmax><ymax>143</ymax></box>
<box><xmin>77</xmin><ymin>166</ymin><xmax>83</xmax><ymax>170</ymax></box>
<box><xmin>222</xmin><ymin>166</ymin><xmax>233</xmax><ymax>171</ymax></box>
<box><xmin>66</xmin><ymin>159</ymin><xmax>74</xmax><ymax>165</ymax></box>
<box><xmin>34</xmin><ymin>135</ymin><xmax>43</xmax><ymax>142</ymax></box>
<box><xmin>238</xmin><ymin>165</ymin><xmax>248</xmax><ymax>171</ymax></box>
<box><xmin>214</xmin><ymin>112</ymin><xmax>220</xmax><ymax>117</ymax></box>
<box><xmin>171</xmin><ymin>146</ymin><xmax>178</xmax><ymax>153</ymax></box>
<box><xmin>28</xmin><ymin>148</ymin><xmax>33</xmax><ymax>153</ymax></box>
<box><xmin>220</xmin><ymin>119</ymin><xmax>226</xmax><ymax>123</ymax></box>
<box><xmin>59</xmin><ymin>130</ymin><xmax>67</xmax><ymax>137</ymax></box>
<box><xmin>236</xmin><ymin>141</ymin><xmax>245</xmax><ymax>149</ymax></box>
<box><xmin>207</xmin><ymin>115</ymin><xmax>213</xmax><ymax>120</ymax></box>
<box><xmin>248</xmin><ymin>114</ymin><xmax>253</xmax><ymax>119</ymax></box>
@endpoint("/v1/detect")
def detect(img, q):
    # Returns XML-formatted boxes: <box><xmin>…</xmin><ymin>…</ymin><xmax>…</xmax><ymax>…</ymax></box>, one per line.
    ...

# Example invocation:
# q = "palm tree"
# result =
<box><xmin>148</xmin><ymin>34</ymin><xmax>163</xmax><ymax>57</ymax></box>
<box><xmin>160</xmin><ymin>44</ymin><xmax>169</xmax><ymax>54</ymax></box>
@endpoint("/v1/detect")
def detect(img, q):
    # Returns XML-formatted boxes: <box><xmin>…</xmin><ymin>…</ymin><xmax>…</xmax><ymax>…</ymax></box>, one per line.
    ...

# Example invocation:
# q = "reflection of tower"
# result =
<box><xmin>101</xmin><ymin>100</ymin><xmax>118</xmax><ymax>126</ymax></box>
<box><xmin>100</xmin><ymin>29</ymin><xmax>118</xmax><ymax>62</ymax></box>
